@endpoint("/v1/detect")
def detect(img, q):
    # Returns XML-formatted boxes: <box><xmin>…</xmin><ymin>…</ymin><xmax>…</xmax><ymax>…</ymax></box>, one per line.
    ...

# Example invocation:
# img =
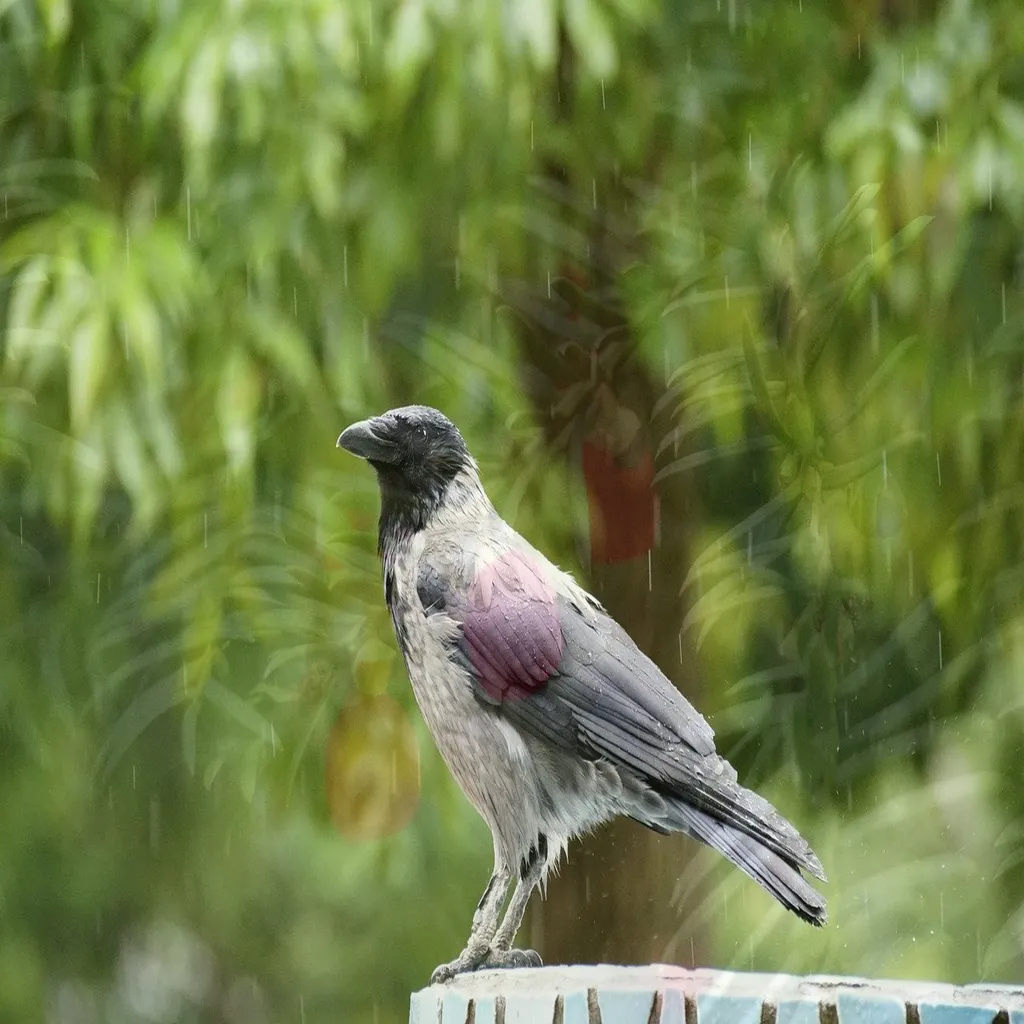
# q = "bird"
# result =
<box><xmin>337</xmin><ymin>404</ymin><xmax>827</xmax><ymax>984</ymax></box>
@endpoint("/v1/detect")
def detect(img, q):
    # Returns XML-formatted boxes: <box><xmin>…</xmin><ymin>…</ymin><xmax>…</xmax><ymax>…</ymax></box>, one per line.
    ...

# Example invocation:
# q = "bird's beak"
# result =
<box><xmin>336</xmin><ymin>418</ymin><xmax>399</xmax><ymax>463</ymax></box>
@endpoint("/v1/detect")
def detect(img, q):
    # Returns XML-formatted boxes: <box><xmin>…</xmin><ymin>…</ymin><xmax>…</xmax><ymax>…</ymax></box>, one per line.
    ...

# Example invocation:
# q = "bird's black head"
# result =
<box><xmin>337</xmin><ymin>405</ymin><xmax>473</xmax><ymax>538</ymax></box>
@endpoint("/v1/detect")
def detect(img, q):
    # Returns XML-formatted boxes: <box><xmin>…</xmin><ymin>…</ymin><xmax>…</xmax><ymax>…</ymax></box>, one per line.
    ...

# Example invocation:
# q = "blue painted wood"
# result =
<box><xmin>562</xmin><ymin>990</ymin><xmax>591</xmax><ymax>1024</ymax></box>
<box><xmin>597</xmin><ymin>988</ymin><xmax>658</xmax><ymax>1023</ymax></box>
<box><xmin>660</xmin><ymin>989</ymin><xmax>687</xmax><ymax>1024</ymax></box>
<box><xmin>410</xmin><ymin>965</ymin><xmax>1024</xmax><ymax>1024</ymax></box>
<box><xmin>919</xmin><ymin>1003</ymin><xmax>999</xmax><ymax>1024</ymax></box>
<box><xmin>441</xmin><ymin>990</ymin><xmax>473</xmax><ymax>1024</ymax></box>
<box><xmin>697</xmin><ymin>994</ymin><xmax>763</xmax><ymax>1024</ymax></box>
<box><xmin>472</xmin><ymin>994</ymin><xmax>499</xmax><ymax>1024</ymax></box>
<box><xmin>504</xmin><ymin>991</ymin><xmax>558</xmax><ymax>1024</ymax></box>
<box><xmin>777</xmin><ymin>1000</ymin><xmax>821</xmax><ymax>1024</ymax></box>
<box><xmin>837</xmin><ymin>993</ymin><xmax>906</xmax><ymax>1024</ymax></box>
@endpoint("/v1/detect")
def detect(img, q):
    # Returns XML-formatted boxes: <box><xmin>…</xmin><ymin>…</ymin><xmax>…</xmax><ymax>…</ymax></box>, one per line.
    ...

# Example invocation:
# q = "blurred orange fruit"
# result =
<box><xmin>325</xmin><ymin>693</ymin><xmax>420</xmax><ymax>840</ymax></box>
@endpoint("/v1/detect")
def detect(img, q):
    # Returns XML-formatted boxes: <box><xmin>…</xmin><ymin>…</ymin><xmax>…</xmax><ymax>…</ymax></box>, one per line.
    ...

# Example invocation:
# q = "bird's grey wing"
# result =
<box><xmin>417</xmin><ymin>547</ymin><xmax>716</xmax><ymax>757</ymax></box>
<box><xmin>416</xmin><ymin>547</ymin><xmax>825</xmax><ymax>881</ymax></box>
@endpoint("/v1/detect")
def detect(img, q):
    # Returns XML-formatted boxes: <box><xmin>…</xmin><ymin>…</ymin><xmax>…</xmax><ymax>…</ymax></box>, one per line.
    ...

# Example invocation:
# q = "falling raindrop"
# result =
<box><xmin>724</xmin><ymin>275</ymin><xmax>730</xmax><ymax>309</ymax></box>
<box><xmin>988</xmin><ymin>166</ymin><xmax>993</xmax><ymax>211</ymax></box>
<box><xmin>678</xmin><ymin>630</ymin><xmax>683</xmax><ymax>663</ymax></box>
<box><xmin>870</xmin><ymin>293</ymin><xmax>879</xmax><ymax>352</ymax></box>
<box><xmin>132</xmin><ymin>765</ymin><xmax>137</xmax><ymax>789</ymax></box>
<box><xmin>300</xmin><ymin>996</ymin><xmax>306</xmax><ymax>1023</ymax></box>
<box><xmin>96</xmin><ymin>573</ymin><xmax>101</xmax><ymax>604</ymax></box>
<box><xmin>343</xmin><ymin>245</ymin><xmax>349</xmax><ymax>289</ymax></box>
<box><xmin>908</xmin><ymin>550</ymin><xmax>914</xmax><ymax>595</ymax></box>
<box><xmin>647</xmin><ymin>550</ymin><xmax>652</xmax><ymax>592</ymax></box>
<box><xmin>691</xmin><ymin>162</ymin><xmax>697</xmax><ymax>197</ymax></box>
<box><xmin>546</xmin><ymin>270</ymin><xmax>551</xmax><ymax>299</ymax></box>
<box><xmin>19</xmin><ymin>517</ymin><xmax>23</xmax><ymax>544</ymax></box>
<box><xmin>935</xmin><ymin>452</ymin><xmax>942</xmax><ymax>486</ymax></box>
<box><xmin>747</xmin><ymin>132</ymin><xmax>752</xmax><ymax>172</ymax></box>
<box><xmin>592</xmin><ymin>179</ymin><xmax>597</xmax><ymax>210</ymax></box>
<box><xmin>1002</xmin><ymin>282</ymin><xmax>1007</xmax><ymax>324</ymax></box>
<box><xmin>293</xmin><ymin>286</ymin><xmax>298</xmax><ymax>316</ymax></box>
<box><xmin>882</xmin><ymin>449</ymin><xmax>888</xmax><ymax>488</ymax></box>
<box><xmin>728</xmin><ymin>0</ymin><xmax>736</xmax><ymax>32</ymax></box>
<box><xmin>938</xmin><ymin>631</ymin><xmax>943</xmax><ymax>670</ymax></box>
<box><xmin>204</xmin><ymin>512</ymin><xmax>208</xmax><ymax>548</ymax></box>
<box><xmin>530</xmin><ymin>120</ymin><xmax>534</xmax><ymax>151</ymax></box>
<box><xmin>857</xmin><ymin>34</ymin><xmax>861</xmax><ymax>58</ymax></box>
<box><xmin>150</xmin><ymin>797</ymin><xmax>161</xmax><ymax>851</ymax></box>
<box><xmin>585</xmin><ymin>874</ymin><xmax>591</xmax><ymax>904</ymax></box>
<box><xmin>600</xmin><ymin>79</ymin><xmax>606</xmax><ymax>109</ymax></box>
<box><xmin>3</xmin><ymin>193</ymin><xmax>6</xmax><ymax>218</ymax></box>
<box><xmin>186</xmin><ymin>186</ymin><xmax>192</xmax><ymax>241</ymax></box>
<box><xmin>455</xmin><ymin>257</ymin><xmax>461</xmax><ymax>291</ymax></box>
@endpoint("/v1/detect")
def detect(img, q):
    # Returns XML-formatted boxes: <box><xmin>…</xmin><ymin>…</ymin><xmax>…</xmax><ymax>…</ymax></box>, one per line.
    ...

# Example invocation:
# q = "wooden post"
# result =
<box><xmin>410</xmin><ymin>965</ymin><xmax>1024</xmax><ymax>1024</ymax></box>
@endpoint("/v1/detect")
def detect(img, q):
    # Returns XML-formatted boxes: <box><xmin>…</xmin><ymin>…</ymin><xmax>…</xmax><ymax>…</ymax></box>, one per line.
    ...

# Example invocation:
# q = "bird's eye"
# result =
<box><xmin>418</xmin><ymin>426</ymin><xmax>427</xmax><ymax>439</ymax></box>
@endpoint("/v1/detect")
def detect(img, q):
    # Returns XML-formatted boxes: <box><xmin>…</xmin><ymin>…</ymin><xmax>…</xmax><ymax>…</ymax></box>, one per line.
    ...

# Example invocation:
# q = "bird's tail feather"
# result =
<box><xmin>659</xmin><ymin>798</ymin><xmax>828</xmax><ymax>926</ymax></box>
<box><xmin>677</xmin><ymin>773</ymin><xmax>827</xmax><ymax>883</ymax></box>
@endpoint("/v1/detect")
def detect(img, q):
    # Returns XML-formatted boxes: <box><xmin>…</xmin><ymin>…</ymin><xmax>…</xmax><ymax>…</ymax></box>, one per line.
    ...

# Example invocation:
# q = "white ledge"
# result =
<box><xmin>410</xmin><ymin>964</ymin><xmax>1024</xmax><ymax>1024</ymax></box>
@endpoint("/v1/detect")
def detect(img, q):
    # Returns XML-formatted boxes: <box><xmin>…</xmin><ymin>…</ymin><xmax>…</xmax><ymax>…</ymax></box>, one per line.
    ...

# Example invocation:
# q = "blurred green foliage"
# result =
<box><xmin>3</xmin><ymin>0</ymin><xmax>1024</xmax><ymax>1020</ymax></box>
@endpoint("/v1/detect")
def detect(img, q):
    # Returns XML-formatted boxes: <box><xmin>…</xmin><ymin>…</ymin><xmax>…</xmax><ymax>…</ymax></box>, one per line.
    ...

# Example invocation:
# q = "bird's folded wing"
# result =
<box><xmin>416</xmin><ymin>548</ymin><xmax>825</xmax><ymax>880</ymax></box>
<box><xmin>416</xmin><ymin>548</ymin><xmax>717</xmax><ymax>764</ymax></box>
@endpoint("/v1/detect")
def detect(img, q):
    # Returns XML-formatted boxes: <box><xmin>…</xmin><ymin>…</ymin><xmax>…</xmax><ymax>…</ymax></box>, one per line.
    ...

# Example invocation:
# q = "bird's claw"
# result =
<box><xmin>430</xmin><ymin>942</ymin><xmax>489</xmax><ymax>984</ymax></box>
<box><xmin>430</xmin><ymin>946</ymin><xmax>542</xmax><ymax>983</ymax></box>
<box><xmin>478</xmin><ymin>947</ymin><xmax>543</xmax><ymax>971</ymax></box>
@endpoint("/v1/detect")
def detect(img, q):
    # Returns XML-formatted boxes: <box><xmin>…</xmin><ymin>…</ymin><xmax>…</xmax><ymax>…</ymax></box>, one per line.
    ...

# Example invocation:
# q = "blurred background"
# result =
<box><xmin>3</xmin><ymin>0</ymin><xmax>1024</xmax><ymax>1020</ymax></box>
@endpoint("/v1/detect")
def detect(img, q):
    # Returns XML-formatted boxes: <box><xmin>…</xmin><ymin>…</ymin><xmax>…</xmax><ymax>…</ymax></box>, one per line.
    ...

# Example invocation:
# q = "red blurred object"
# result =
<box><xmin>582</xmin><ymin>437</ymin><xmax>658</xmax><ymax>565</ymax></box>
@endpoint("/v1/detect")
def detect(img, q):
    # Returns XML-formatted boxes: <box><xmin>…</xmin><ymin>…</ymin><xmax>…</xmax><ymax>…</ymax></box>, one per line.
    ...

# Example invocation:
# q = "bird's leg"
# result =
<box><xmin>430</xmin><ymin>866</ymin><xmax>510</xmax><ymax>984</ymax></box>
<box><xmin>477</xmin><ymin>836</ymin><xmax>546</xmax><ymax>970</ymax></box>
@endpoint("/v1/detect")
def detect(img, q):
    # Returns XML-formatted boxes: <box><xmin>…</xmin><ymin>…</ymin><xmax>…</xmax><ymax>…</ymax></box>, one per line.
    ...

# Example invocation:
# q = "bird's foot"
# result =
<box><xmin>430</xmin><ymin>942</ymin><xmax>490</xmax><ymax>985</ymax></box>
<box><xmin>430</xmin><ymin>945</ymin><xmax>543</xmax><ymax>984</ymax></box>
<box><xmin>477</xmin><ymin>947</ymin><xmax>543</xmax><ymax>971</ymax></box>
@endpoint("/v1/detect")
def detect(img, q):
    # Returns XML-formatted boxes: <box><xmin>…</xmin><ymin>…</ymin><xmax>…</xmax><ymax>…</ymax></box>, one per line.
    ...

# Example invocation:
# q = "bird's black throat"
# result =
<box><xmin>374</xmin><ymin>466</ymin><xmax>447</xmax><ymax>554</ymax></box>
<box><xmin>375</xmin><ymin>468</ymin><xmax>453</xmax><ymax>658</ymax></box>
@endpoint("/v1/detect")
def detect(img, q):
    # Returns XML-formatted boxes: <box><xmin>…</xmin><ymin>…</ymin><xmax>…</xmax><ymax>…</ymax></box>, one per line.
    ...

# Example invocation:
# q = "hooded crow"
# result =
<box><xmin>337</xmin><ymin>404</ymin><xmax>826</xmax><ymax>983</ymax></box>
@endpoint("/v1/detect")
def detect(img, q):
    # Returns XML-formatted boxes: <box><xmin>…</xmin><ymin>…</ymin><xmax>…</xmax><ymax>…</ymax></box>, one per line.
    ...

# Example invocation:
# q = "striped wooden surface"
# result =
<box><xmin>409</xmin><ymin>966</ymin><xmax>1024</xmax><ymax>1024</ymax></box>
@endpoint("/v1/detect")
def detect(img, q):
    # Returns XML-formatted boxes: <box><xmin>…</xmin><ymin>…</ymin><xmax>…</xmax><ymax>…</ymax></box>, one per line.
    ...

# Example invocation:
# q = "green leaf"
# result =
<box><xmin>565</xmin><ymin>0</ymin><xmax>618</xmax><ymax>79</ymax></box>
<box><xmin>68</xmin><ymin>311</ymin><xmax>110</xmax><ymax>432</ymax></box>
<box><xmin>216</xmin><ymin>348</ymin><xmax>260</xmax><ymax>473</ymax></box>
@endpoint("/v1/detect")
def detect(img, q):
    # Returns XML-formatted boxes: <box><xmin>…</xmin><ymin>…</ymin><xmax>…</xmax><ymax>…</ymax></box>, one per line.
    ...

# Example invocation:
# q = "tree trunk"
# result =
<box><xmin>503</xmin><ymin>240</ymin><xmax>711</xmax><ymax>969</ymax></box>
